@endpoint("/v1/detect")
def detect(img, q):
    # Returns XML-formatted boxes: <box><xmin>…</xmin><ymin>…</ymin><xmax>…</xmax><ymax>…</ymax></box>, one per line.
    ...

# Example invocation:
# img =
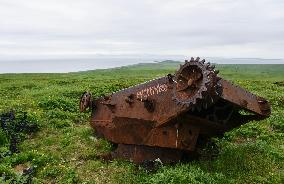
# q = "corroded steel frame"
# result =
<box><xmin>80</xmin><ymin>58</ymin><xmax>271</xmax><ymax>163</ymax></box>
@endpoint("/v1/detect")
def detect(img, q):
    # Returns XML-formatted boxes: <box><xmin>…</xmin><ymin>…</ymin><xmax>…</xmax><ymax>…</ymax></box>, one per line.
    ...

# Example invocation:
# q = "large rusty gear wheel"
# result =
<box><xmin>173</xmin><ymin>57</ymin><xmax>220</xmax><ymax>110</ymax></box>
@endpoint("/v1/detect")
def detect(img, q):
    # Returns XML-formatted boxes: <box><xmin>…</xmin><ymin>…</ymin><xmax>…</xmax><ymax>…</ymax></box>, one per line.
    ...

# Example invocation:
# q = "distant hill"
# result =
<box><xmin>84</xmin><ymin>60</ymin><xmax>284</xmax><ymax>81</ymax></box>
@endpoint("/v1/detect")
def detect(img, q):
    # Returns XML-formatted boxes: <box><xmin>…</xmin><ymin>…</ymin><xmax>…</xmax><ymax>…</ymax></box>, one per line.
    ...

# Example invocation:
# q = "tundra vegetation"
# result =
<box><xmin>0</xmin><ymin>61</ymin><xmax>283</xmax><ymax>183</ymax></box>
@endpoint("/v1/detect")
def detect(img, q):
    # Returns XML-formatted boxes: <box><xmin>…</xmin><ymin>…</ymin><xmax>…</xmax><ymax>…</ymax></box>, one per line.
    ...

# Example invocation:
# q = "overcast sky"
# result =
<box><xmin>0</xmin><ymin>0</ymin><xmax>284</xmax><ymax>60</ymax></box>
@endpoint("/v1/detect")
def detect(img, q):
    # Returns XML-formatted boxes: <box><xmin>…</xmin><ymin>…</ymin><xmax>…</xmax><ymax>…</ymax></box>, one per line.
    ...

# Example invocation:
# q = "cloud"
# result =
<box><xmin>0</xmin><ymin>0</ymin><xmax>284</xmax><ymax>59</ymax></box>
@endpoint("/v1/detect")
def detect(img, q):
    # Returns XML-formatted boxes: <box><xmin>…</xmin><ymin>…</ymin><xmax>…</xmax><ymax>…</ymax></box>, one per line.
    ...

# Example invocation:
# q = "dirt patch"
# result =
<box><xmin>14</xmin><ymin>164</ymin><xmax>29</xmax><ymax>174</ymax></box>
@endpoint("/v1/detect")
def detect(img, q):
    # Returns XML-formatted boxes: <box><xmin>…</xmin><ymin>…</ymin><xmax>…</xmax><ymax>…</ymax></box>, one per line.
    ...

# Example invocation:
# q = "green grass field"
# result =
<box><xmin>0</xmin><ymin>62</ymin><xmax>283</xmax><ymax>183</ymax></box>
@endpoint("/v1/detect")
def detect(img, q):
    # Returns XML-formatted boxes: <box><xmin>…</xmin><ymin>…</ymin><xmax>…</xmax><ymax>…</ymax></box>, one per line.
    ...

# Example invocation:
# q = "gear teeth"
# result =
<box><xmin>173</xmin><ymin>57</ymin><xmax>218</xmax><ymax>110</ymax></box>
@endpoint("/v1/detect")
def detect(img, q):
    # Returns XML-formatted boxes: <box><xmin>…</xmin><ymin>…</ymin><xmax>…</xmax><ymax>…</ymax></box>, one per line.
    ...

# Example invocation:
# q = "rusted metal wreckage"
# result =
<box><xmin>80</xmin><ymin>57</ymin><xmax>271</xmax><ymax>163</ymax></box>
